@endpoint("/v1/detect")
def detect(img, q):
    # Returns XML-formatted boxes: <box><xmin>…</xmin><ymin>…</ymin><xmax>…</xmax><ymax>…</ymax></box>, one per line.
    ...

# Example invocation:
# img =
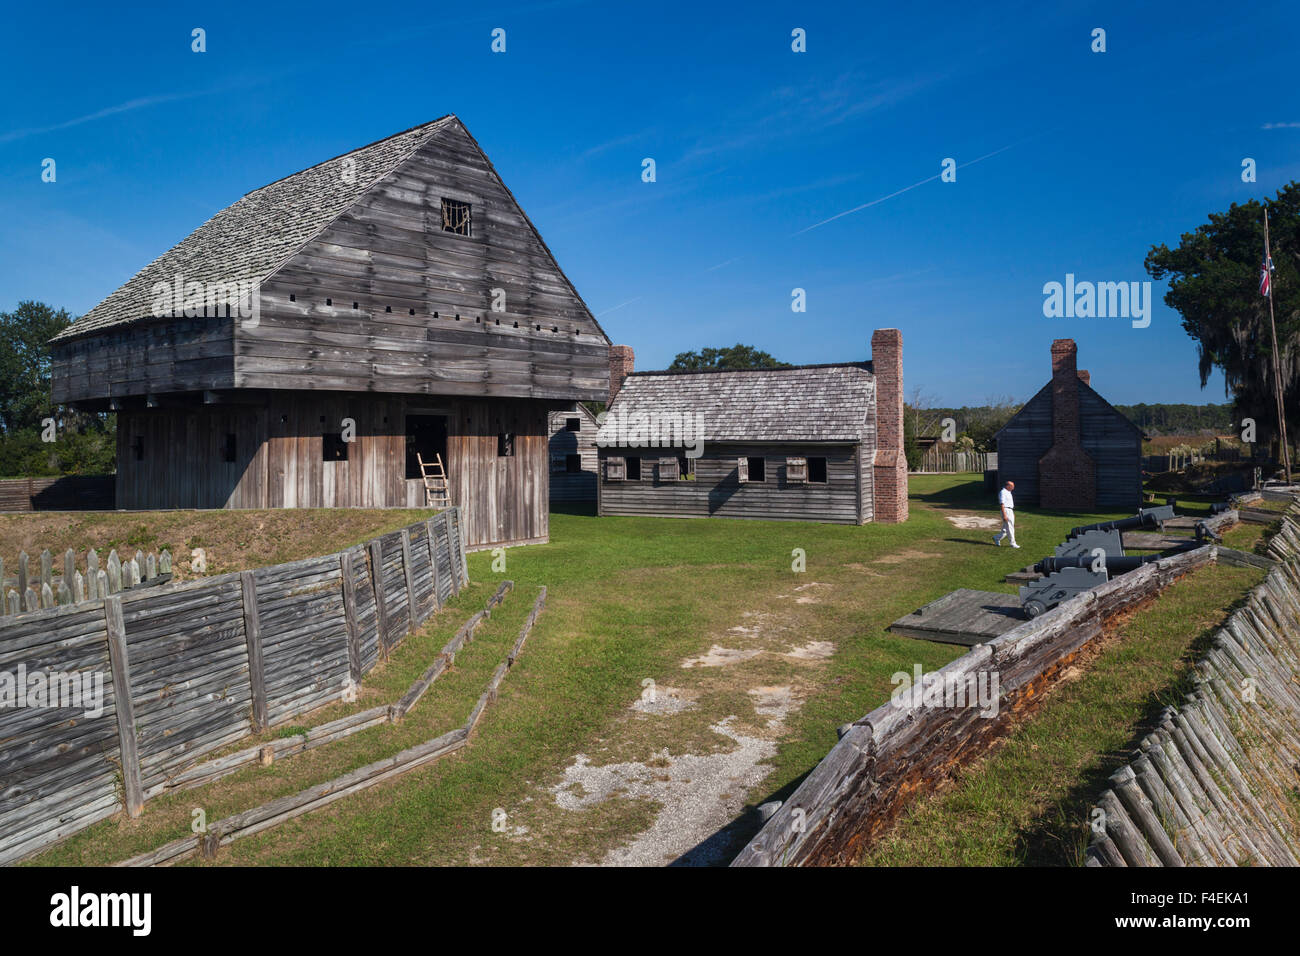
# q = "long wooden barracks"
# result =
<box><xmin>595</xmin><ymin>330</ymin><xmax>908</xmax><ymax>524</ymax></box>
<box><xmin>50</xmin><ymin>116</ymin><xmax>610</xmax><ymax>548</ymax></box>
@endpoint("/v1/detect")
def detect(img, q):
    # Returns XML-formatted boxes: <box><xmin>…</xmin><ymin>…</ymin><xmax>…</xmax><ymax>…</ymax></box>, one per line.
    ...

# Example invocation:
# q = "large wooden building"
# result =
<box><xmin>595</xmin><ymin>330</ymin><xmax>908</xmax><ymax>524</ymax></box>
<box><xmin>995</xmin><ymin>338</ymin><xmax>1143</xmax><ymax>509</ymax></box>
<box><xmin>50</xmin><ymin>116</ymin><xmax>610</xmax><ymax>548</ymax></box>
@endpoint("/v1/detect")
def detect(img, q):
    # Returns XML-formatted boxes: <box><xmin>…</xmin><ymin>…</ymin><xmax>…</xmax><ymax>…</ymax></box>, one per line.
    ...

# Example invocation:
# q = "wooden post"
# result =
<box><xmin>400</xmin><ymin>528</ymin><xmax>417</xmax><ymax>632</ymax></box>
<box><xmin>339</xmin><ymin>551</ymin><xmax>362</xmax><ymax>684</ymax></box>
<box><xmin>425</xmin><ymin>518</ymin><xmax>441</xmax><ymax>610</ymax></box>
<box><xmin>240</xmin><ymin>570</ymin><xmax>269</xmax><ymax>732</ymax></box>
<box><xmin>369</xmin><ymin>539</ymin><xmax>389</xmax><ymax>657</ymax></box>
<box><xmin>104</xmin><ymin>595</ymin><xmax>145</xmax><ymax>818</ymax></box>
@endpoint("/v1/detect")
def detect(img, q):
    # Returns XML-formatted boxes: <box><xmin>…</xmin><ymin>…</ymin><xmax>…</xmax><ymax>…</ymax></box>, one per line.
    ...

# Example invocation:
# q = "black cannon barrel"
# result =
<box><xmin>1034</xmin><ymin>553</ymin><xmax>1162</xmax><ymax>574</ymax></box>
<box><xmin>1067</xmin><ymin>506</ymin><xmax>1175</xmax><ymax>540</ymax></box>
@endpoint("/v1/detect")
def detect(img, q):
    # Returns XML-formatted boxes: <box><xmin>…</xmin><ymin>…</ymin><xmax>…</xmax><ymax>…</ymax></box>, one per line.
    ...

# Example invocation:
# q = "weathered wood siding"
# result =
<box><xmin>236</xmin><ymin>120</ymin><xmax>608</xmax><ymax>402</ymax></box>
<box><xmin>996</xmin><ymin>383</ymin><xmax>1142</xmax><ymax>508</ymax></box>
<box><xmin>115</xmin><ymin>393</ymin><xmax>546</xmax><ymax>547</ymax></box>
<box><xmin>597</xmin><ymin>443</ymin><xmax>864</xmax><ymax>524</ymax></box>
<box><xmin>548</xmin><ymin>408</ymin><xmax>598</xmax><ymax>502</ymax></box>
<box><xmin>50</xmin><ymin>317</ymin><xmax>236</xmax><ymax>406</ymax></box>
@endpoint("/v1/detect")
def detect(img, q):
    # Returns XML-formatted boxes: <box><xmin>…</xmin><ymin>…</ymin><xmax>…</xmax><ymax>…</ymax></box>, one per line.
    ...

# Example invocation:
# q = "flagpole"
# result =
<box><xmin>1264</xmin><ymin>208</ymin><xmax>1292</xmax><ymax>484</ymax></box>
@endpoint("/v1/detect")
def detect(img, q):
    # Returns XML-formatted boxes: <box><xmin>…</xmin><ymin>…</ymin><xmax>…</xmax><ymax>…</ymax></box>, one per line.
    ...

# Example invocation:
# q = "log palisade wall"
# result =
<box><xmin>0</xmin><ymin>508</ymin><xmax>468</xmax><ymax>865</ymax></box>
<box><xmin>732</xmin><ymin>544</ymin><xmax>1219</xmax><ymax>867</ymax></box>
<box><xmin>1087</xmin><ymin>502</ymin><xmax>1300</xmax><ymax>867</ymax></box>
<box><xmin>114</xmin><ymin>395</ymin><xmax>547</xmax><ymax>547</ymax></box>
<box><xmin>597</xmin><ymin>442</ymin><xmax>872</xmax><ymax>524</ymax></box>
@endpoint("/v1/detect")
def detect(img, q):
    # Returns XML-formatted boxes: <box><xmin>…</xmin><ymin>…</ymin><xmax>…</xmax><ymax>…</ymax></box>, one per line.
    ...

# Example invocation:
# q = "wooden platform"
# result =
<box><xmin>889</xmin><ymin>588</ymin><xmax>1027</xmax><ymax>646</ymax></box>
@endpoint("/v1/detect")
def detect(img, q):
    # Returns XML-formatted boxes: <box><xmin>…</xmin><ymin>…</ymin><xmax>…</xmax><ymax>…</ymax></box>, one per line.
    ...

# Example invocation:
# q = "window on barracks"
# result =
<box><xmin>441</xmin><ymin>198</ymin><xmax>472</xmax><ymax>236</ymax></box>
<box><xmin>566</xmin><ymin>454</ymin><xmax>581</xmax><ymax>473</ymax></box>
<box><xmin>626</xmin><ymin>456</ymin><xmax>642</xmax><ymax>481</ymax></box>
<box><xmin>498</xmin><ymin>432</ymin><xmax>514</xmax><ymax>457</ymax></box>
<box><xmin>746</xmin><ymin>456</ymin><xmax>766</xmax><ymax>482</ymax></box>
<box><xmin>565</xmin><ymin>417</ymin><xmax>581</xmax><ymax>432</ymax></box>
<box><xmin>808</xmin><ymin>457</ymin><xmax>828</xmax><ymax>483</ymax></box>
<box><xmin>406</xmin><ymin>415</ymin><xmax>448</xmax><ymax>480</ymax></box>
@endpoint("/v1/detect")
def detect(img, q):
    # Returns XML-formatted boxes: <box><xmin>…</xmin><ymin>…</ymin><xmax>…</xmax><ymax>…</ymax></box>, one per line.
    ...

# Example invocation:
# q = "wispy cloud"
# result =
<box><xmin>1262</xmin><ymin>122</ymin><xmax>1300</xmax><ymax>129</ymax></box>
<box><xmin>792</xmin><ymin>139</ymin><xmax>1029</xmax><ymax>236</ymax></box>
<box><xmin>0</xmin><ymin>92</ymin><xmax>206</xmax><ymax>144</ymax></box>
<box><xmin>703</xmin><ymin>257</ymin><xmax>741</xmax><ymax>273</ymax></box>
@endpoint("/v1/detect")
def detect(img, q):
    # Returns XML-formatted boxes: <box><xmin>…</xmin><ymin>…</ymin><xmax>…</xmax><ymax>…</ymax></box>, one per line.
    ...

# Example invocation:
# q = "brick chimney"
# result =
<box><xmin>1077</xmin><ymin>369</ymin><xmax>1091</xmax><ymax>386</ymax></box>
<box><xmin>870</xmin><ymin>329</ymin><xmax>908</xmax><ymax>523</ymax></box>
<box><xmin>1038</xmin><ymin>339</ymin><xmax>1096</xmax><ymax>509</ymax></box>
<box><xmin>609</xmin><ymin>345</ymin><xmax>634</xmax><ymax>405</ymax></box>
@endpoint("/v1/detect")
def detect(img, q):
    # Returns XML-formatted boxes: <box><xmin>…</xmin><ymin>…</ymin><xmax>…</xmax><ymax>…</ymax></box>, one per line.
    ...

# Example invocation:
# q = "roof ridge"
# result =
<box><xmin>247</xmin><ymin>115</ymin><xmax>453</xmax><ymax>195</ymax></box>
<box><xmin>629</xmin><ymin>361</ymin><xmax>871</xmax><ymax>377</ymax></box>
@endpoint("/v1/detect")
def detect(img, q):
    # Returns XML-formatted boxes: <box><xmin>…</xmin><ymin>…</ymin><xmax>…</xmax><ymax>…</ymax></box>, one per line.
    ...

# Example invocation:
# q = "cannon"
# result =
<box><xmin>1019</xmin><ymin>567</ymin><xmax>1106</xmax><ymax>618</ymax></box>
<box><xmin>1053</xmin><ymin>528</ymin><xmax>1123</xmax><ymax>562</ymax></box>
<box><xmin>1065</xmin><ymin>505</ymin><xmax>1175</xmax><ymax>541</ymax></box>
<box><xmin>1033</xmin><ymin>553</ymin><xmax>1162</xmax><ymax>575</ymax></box>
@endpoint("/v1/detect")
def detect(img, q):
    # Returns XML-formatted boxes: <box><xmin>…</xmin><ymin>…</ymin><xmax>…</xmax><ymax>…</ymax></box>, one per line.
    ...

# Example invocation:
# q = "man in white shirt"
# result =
<box><xmin>993</xmin><ymin>480</ymin><xmax>1019</xmax><ymax>548</ymax></box>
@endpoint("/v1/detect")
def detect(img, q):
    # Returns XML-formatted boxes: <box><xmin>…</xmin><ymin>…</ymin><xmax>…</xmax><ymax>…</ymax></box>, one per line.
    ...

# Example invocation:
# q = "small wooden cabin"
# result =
<box><xmin>548</xmin><ymin>405</ymin><xmax>599</xmax><ymax>503</ymax></box>
<box><xmin>50</xmin><ymin>116</ymin><xmax>610</xmax><ymax>549</ymax></box>
<box><xmin>995</xmin><ymin>339</ymin><xmax>1143</xmax><ymax>509</ymax></box>
<box><xmin>595</xmin><ymin>330</ymin><xmax>908</xmax><ymax>524</ymax></box>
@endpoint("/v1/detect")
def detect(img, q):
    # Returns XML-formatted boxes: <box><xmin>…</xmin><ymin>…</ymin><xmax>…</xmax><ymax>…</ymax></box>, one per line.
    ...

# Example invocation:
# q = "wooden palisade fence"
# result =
<box><xmin>1087</xmin><ymin>500</ymin><xmax>1300</xmax><ymax>866</ymax></box>
<box><xmin>1</xmin><ymin>546</ymin><xmax>172</xmax><ymax>616</ymax></box>
<box><xmin>0</xmin><ymin>507</ymin><xmax>469</xmax><ymax>865</ymax></box>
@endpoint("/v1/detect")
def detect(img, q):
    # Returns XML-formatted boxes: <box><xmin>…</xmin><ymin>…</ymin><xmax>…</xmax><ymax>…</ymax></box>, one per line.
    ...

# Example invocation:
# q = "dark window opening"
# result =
<box><xmin>678</xmin><ymin>456</ymin><xmax>695</xmax><ymax>480</ymax></box>
<box><xmin>626</xmin><ymin>456</ymin><xmax>642</xmax><ymax>481</ymax></box>
<box><xmin>222</xmin><ymin>433</ymin><xmax>237</xmax><ymax>463</ymax></box>
<box><xmin>746</xmin><ymin>456</ymin><xmax>766</xmax><ymax>482</ymax></box>
<box><xmin>132</xmin><ymin>436</ymin><xmax>144</xmax><ymax>461</ymax></box>
<box><xmin>808</xmin><ymin>457</ymin><xmax>828</xmax><ymax>483</ymax></box>
<box><xmin>498</xmin><ymin>432</ymin><xmax>514</xmax><ymax>457</ymax></box>
<box><xmin>566</xmin><ymin>454</ymin><xmax>582</xmax><ymax>473</ymax></box>
<box><xmin>564</xmin><ymin>417</ymin><xmax>581</xmax><ymax>432</ymax></box>
<box><xmin>323</xmin><ymin>433</ymin><xmax>348</xmax><ymax>462</ymax></box>
<box><xmin>405</xmin><ymin>415</ymin><xmax>448</xmax><ymax>480</ymax></box>
<box><xmin>441</xmin><ymin>198</ymin><xmax>472</xmax><ymax>236</ymax></box>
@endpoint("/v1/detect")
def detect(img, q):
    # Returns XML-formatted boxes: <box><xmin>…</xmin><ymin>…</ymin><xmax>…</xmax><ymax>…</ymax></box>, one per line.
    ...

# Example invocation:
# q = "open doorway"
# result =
<box><xmin>405</xmin><ymin>414</ymin><xmax>449</xmax><ymax>479</ymax></box>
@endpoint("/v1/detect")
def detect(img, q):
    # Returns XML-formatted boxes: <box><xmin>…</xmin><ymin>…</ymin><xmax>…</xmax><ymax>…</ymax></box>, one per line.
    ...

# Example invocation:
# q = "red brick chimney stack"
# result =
<box><xmin>608</xmin><ymin>345</ymin><xmax>634</xmax><ymax>405</ymax></box>
<box><xmin>1038</xmin><ymin>339</ymin><xmax>1096</xmax><ymax>509</ymax></box>
<box><xmin>1077</xmin><ymin>369</ymin><xmax>1091</xmax><ymax>386</ymax></box>
<box><xmin>870</xmin><ymin>328</ymin><xmax>908</xmax><ymax>523</ymax></box>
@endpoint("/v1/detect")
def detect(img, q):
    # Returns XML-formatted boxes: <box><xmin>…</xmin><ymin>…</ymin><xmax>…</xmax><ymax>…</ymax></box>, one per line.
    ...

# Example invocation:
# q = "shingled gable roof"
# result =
<box><xmin>598</xmin><ymin>362</ymin><xmax>876</xmax><ymax>444</ymax></box>
<box><xmin>993</xmin><ymin>378</ymin><xmax>1146</xmax><ymax>440</ymax></box>
<box><xmin>53</xmin><ymin>116</ymin><xmax>462</xmax><ymax>344</ymax></box>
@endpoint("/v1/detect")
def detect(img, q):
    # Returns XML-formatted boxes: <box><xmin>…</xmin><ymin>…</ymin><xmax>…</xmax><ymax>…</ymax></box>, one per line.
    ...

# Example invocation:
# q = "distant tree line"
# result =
<box><xmin>0</xmin><ymin>301</ymin><xmax>115</xmax><ymax>478</ymax></box>
<box><xmin>1110</xmin><ymin>402</ymin><xmax>1235</xmax><ymax>435</ymax></box>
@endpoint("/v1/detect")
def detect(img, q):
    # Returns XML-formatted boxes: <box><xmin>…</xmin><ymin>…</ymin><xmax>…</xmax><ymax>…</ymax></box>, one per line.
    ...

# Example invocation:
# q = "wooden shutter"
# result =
<box><xmin>787</xmin><ymin>457</ymin><xmax>808</xmax><ymax>483</ymax></box>
<box><xmin>658</xmin><ymin>457</ymin><xmax>679</xmax><ymax>481</ymax></box>
<box><xmin>605</xmin><ymin>456</ymin><xmax>626</xmax><ymax>481</ymax></box>
<box><xmin>737</xmin><ymin>457</ymin><xmax>749</xmax><ymax>483</ymax></box>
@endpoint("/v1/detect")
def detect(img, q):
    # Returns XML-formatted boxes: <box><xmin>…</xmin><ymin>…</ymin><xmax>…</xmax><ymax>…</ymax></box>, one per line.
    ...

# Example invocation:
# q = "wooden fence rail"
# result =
<box><xmin>0</xmin><ymin>507</ymin><xmax>469</xmax><ymax>865</ymax></box>
<box><xmin>731</xmin><ymin>544</ymin><xmax>1218</xmax><ymax>867</ymax></box>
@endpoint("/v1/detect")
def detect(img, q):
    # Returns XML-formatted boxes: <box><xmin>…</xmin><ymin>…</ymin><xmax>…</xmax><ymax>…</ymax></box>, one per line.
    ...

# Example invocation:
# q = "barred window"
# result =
<box><xmin>441</xmin><ymin>198</ymin><xmax>471</xmax><ymax>236</ymax></box>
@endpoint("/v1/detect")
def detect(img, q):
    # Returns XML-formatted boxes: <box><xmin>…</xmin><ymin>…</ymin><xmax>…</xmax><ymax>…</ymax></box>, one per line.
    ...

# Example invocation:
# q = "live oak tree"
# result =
<box><xmin>1145</xmin><ymin>183</ymin><xmax>1299</xmax><ymax>459</ymax></box>
<box><xmin>668</xmin><ymin>343</ymin><xmax>791</xmax><ymax>371</ymax></box>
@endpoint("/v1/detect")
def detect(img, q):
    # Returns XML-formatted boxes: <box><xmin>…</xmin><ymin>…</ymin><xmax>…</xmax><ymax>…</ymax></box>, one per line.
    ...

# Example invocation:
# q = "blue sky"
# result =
<box><xmin>2</xmin><ymin>0</ymin><xmax>1297</xmax><ymax>406</ymax></box>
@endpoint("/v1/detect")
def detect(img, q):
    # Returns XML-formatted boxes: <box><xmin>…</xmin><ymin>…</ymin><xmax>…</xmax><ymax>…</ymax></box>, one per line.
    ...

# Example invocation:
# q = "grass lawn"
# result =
<box><xmin>25</xmin><ymin>475</ymin><xmax>1267</xmax><ymax>867</ymax></box>
<box><xmin>0</xmin><ymin>508</ymin><xmax>437</xmax><ymax>581</ymax></box>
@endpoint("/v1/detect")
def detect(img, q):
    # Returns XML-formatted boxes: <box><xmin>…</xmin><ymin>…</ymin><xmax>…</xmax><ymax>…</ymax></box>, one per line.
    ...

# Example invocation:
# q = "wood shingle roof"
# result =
<box><xmin>598</xmin><ymin>363</ymin><xmax>875</xmax><ymax>444</ymax></box>
<box><xmin>52</xmin><ymin>116</ymin><xmax>455</xmax><ymax>343</ymax></box>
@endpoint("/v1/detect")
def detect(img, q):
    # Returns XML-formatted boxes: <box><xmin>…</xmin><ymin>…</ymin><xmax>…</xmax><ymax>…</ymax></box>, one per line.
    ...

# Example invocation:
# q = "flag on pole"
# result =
<box><xmin>1261</xmin><ymin>256</ymin><xmax>1274</xmax><ymax>297</ymax></box>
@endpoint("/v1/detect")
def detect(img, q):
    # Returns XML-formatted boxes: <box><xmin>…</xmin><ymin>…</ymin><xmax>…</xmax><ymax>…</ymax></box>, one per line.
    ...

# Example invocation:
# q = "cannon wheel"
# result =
<box><xmin>1024</xmin><ymin>599</ymin><xmax>1047</xmax><ymax>619</ymax></box>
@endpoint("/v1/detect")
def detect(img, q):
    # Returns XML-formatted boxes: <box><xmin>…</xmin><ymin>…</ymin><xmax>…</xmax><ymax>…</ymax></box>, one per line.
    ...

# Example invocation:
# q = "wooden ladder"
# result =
<box><xmin>417</xmin><ymin>453</ymin><xmax>450</xmax><ymax>508</ymax></box>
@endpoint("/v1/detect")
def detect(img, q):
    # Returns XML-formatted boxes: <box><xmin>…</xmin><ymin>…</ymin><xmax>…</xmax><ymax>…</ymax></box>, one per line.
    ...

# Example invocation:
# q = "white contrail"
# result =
<box><xmin>793</xmin><ymin>140</ymin><xmax>1024</xmax><ymax>236</ymax></box>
